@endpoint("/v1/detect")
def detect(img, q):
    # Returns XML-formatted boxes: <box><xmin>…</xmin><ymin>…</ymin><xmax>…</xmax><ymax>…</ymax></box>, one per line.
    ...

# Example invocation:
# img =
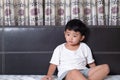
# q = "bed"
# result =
<box><xmin>0</xmin><ymin>26</ymin><xmax>120</xmax><ymax>80</ymax></box>
<box><xmin>0</xmin><ymin>75</ymin><xmax>120</xmax><ymax>80</ymax></box>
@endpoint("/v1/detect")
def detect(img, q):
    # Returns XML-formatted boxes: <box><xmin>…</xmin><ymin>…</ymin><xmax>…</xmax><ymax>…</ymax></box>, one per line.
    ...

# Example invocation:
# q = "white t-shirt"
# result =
<box><xmin>50</xmin><ymin>42</ymin><xmax>95</xmax><ymax>77</ymax></box>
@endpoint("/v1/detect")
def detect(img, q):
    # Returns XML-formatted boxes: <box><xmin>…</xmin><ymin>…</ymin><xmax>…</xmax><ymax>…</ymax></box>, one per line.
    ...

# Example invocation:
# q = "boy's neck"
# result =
<box><xmin>65</xmin><ymin>43</ymin><xmax>80</xmax><ymax>51</ymax></box>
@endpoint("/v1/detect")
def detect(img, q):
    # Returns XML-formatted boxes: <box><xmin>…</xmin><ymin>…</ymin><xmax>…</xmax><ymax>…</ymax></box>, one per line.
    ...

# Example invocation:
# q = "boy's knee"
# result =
<box><xmin>67</xmin><ymin>69</ymin><xmax>82</xmax><ymax>77</ymax></box>
<box><xmin>68</xmin><ymin>69</ymin><xmax>79</xmax><ymax>75</ymax></box>
<box><xmin>66</xmin><ymin>69</ymin><xmax>79</xmax><ymax>79</ymax></box>
<box><xmin>103</xmin><ymin>64</ymin><xmax>110</xmax><ymax>74</ymax></box>
<box><xmin>99</xmin><ymin>64</ymin><xmax>110</xmax><ymax>75</ymax></box>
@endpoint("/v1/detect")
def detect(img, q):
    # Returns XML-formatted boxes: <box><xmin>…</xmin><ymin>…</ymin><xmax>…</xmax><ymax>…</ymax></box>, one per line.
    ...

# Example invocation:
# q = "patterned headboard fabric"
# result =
<box><xmin>0</xmin><ymin>26</ymin><xmax>120</xmax><ymax>75</ymax></box>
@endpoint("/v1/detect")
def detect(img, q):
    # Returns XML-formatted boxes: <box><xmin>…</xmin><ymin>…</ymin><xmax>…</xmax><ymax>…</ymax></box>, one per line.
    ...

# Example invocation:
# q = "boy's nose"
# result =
<box><xmin>69</xmin><ymin>36</ymin><xmax>73</xmax><ymax>40</ymax></box>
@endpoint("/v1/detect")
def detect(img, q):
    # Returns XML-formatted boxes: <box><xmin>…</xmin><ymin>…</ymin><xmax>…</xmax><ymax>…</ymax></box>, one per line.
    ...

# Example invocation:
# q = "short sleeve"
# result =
<box><xmin>82</xmin><ymin>43</ymin><xmax>95</xmax><ymax>64</ymax></box>
<box><xmin>50</xmin><ymin>46</ymin><xmax>60</xmax><ymax>65</ymax></box>
<box><xmin>86</xmin><ymin>46</ymin><xmax>95</xmax><ymax>64</ymax></box>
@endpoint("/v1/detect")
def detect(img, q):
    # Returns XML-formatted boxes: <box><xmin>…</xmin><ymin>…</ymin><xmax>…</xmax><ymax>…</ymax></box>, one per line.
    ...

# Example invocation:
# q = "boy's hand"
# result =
<box><xmin>41</xmin><ymin>75</ymin><xmax>52</xmax><ymax>80</ymax></box>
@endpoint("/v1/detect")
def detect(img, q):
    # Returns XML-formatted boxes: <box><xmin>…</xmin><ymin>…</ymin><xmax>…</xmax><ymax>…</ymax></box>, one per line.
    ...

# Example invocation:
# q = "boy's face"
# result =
<box><xmin>64</xmin><ymin>29</ymin><xmax>85</xmax><ymax>46</ymax></box>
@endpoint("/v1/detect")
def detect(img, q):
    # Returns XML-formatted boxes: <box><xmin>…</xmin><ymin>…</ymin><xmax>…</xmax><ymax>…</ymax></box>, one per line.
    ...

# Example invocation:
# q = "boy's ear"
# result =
<box><xmin>80</xmin><ymin>35</ymin><xmax>85</xmax><ymax>41</ymax></box>
<box><xmin>64</xmin><ymin>31</ymin><xmax>65</xmax><ymax>34</ymax></box>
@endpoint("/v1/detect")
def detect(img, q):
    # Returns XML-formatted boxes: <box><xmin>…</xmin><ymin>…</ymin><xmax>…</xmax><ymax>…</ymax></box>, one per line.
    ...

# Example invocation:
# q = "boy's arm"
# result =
<box><xmin>41</xmin><ymin>64</ymin><xmax>57</xmax><ymax>80</ymax></box>
<box><xmin>88</xmin><ymin>62</ymin><xmax>96</xmax><ymax>68</ymax></box>
<box><xmin>47</xmin><ymin>63</ymin><xmax>57</xmax><ymax>76</ymax></box>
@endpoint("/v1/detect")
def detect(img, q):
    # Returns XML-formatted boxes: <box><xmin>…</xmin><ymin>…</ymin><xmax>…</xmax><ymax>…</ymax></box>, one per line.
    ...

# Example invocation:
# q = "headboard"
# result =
<box><xmin>0</xmin><ymin>26</ymin><xmax>120</xmax><ymax>75</ymax></box>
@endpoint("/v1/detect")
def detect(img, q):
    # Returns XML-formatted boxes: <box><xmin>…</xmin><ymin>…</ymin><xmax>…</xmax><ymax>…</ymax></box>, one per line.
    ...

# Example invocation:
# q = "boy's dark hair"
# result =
<box><xmin>65</xmin><ymin>19</ymin><xmax>88</xmax><ymax>36</ymax></box>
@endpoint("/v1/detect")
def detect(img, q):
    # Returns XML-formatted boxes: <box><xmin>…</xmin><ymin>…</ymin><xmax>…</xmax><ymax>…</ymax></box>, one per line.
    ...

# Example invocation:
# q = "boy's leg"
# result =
<box><xmin>65</xmin><ymin>69</ymin><xmax>87</xmax><ymax>80</ymax></box>
<box><xmin>88</xmin><ymin>64</ymin><xmax>110</xmax><ymax>80</ymax></box>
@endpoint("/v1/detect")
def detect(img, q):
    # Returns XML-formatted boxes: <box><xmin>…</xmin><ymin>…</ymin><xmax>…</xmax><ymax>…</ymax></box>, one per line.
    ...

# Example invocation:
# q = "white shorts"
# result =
<box><xmin>58</xmin><ymin>68</ymin><xmax>89</xmax><ymax>80</ymax></box>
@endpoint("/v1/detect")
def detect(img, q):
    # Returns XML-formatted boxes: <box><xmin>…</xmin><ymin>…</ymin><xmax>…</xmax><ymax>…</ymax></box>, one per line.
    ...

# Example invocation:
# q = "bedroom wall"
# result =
<box><xmin>0</xmin><ymin>26</ymin><xmax>120</xmax><ymax>75</ymax></box>
<box><xmin>0</xmin><ymin>28</ymin><xmax>2</xmax><ymax>74</ymax></box>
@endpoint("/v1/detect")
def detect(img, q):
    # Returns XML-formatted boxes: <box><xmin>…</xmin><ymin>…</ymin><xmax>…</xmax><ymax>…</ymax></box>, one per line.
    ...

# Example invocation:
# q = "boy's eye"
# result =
<box><xmin>73</xmin><ymin>35</ymin><xmax>77</xmax><ymax>37</ymax></box>
<box><xmin>66</xmin><ymin>33</ymin><xmax>70</xmax><ymax>36</ymax></box>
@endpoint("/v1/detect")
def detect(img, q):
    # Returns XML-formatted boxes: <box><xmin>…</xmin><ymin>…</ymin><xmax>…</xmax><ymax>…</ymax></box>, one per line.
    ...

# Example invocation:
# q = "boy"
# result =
<box><xmin>41</xmin><ymin>19</ymin><xmax>110</xmax><ymax>80</ymax></box>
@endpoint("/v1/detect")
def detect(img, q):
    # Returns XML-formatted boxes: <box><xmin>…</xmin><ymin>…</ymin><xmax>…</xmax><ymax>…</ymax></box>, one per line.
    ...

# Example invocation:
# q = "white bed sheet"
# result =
<box><xmin>0</xmin><ymin>75</ymin><xmax>120</xmax><ymax>80</ymax></box>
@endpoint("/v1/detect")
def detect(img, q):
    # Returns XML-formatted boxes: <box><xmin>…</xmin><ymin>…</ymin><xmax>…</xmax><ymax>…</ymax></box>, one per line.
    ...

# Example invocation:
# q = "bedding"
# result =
<box><xmin>0</xmin><ymin>75</ymin><xmax>120</xmax><ymax>80</ymax></box>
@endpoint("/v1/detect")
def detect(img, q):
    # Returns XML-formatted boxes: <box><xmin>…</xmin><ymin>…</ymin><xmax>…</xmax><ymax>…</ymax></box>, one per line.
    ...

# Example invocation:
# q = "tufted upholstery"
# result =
<box><xmin>0</xmin><ymin>26</ymin><xmax>120</xmax><ymax>75</ymax></box>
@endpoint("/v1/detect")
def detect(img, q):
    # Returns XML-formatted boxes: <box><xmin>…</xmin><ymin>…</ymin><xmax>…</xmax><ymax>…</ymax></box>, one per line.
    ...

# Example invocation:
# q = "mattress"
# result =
<box><xmin>0</xmin><ymin>75</ymin><xmax>120</xmax><ymax>80</ymax></box>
